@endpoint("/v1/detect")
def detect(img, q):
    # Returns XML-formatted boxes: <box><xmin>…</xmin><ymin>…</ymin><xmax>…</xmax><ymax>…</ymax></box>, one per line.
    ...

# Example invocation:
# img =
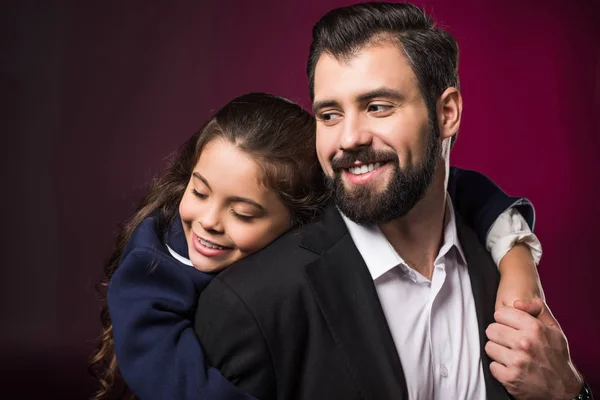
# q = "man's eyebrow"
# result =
<box><xmin>312</xmin><ymin>99</ymin><xmax>341</xmax><ymax>114</ymax></box>
<box><xmin>192</xmin><ymin>172</ymin><xmax>210</xmax><ymax>190</ymax></box>
<box><xmin>312</xmin><ymin>88</ymin><xmax>405</xmax><ymax>113</ymax></box>
<box><xmin>228</xmin><ymin>196</ymin><xmax>266</xmax><ymax>212</ymax></box>
<box><xmin>356</xmin><ymin>88</ymin><xmax>405</xmax><ymax>104</ymax></box>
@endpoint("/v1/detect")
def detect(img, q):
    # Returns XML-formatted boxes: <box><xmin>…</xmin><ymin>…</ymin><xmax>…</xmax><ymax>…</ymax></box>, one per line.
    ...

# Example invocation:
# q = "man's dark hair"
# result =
<box><xmin>307</xmin><ymin>2</ymin><xmax>460</xmax><ymax>146</ymax></box>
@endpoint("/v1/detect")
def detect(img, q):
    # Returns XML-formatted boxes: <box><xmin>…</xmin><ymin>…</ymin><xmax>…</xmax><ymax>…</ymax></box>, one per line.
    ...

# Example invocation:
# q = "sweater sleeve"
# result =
<box><xmin>447</xmin><ymin>167</ymin><xmax>535</xmax><ymax>245</ymax></box>
<box><xmin>108</xmin><ymin>248</ymin><xmax>257</xmax><ymax>400</ymax></box>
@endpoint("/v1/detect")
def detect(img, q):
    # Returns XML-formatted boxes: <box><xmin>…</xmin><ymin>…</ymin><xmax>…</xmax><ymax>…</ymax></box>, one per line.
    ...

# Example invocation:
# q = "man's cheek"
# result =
<box><xmin>316</xmin><ymin>143</ymin><xmax>335</xmax><ymax>174</ymax></box>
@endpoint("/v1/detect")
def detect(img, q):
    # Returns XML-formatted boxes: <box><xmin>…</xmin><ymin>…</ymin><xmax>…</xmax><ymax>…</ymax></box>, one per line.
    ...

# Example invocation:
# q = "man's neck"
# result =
<box><xmin>378</xmin><ymin>167</ymin><xmax>447</xmax><ymax>280</ymax></box>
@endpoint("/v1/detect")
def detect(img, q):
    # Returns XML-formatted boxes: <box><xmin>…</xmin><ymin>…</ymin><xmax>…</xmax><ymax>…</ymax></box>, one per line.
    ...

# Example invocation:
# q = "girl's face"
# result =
<box><xmin>179</xmin><ymin>138</ymin><xmax>291</xmax><ymax>273</ymax></box>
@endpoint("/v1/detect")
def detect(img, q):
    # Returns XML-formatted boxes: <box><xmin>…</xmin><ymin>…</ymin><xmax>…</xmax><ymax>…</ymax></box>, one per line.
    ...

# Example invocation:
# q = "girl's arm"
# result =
<box><xmin>488</xmin><ymin>207</ymin><xmax>543</xmax><ymax>309</ymax></box>
<box><xmin>448</xmin><ymin>167</ymin><xmax>543</xmax><ymax>310</ymax></box>
<box><xmin>108</xmin><ymin>244</ymin><xmax>256</xmax><ymax>400</ymax></box>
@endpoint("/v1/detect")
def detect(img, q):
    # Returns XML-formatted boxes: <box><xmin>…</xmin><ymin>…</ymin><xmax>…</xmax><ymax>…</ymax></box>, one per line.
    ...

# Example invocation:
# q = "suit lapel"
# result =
<box><xmin>455</xmin><ymin>215</ymin><xmax>510</xmax><ymax>400</ymax></box>
<box><xmin>302</xmin><ymin>205</ymin><xmax>407</xmax><ymax>400</ymax></box>
<box><xmin>301</xmin><ymin>206</ymin><xmax>509</xmax><ymax>399</ymax></box>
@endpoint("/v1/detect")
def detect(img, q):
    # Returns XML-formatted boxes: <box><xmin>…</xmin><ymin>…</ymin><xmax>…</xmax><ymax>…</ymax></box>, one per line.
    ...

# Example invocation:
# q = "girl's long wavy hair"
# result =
<box><xmin>89</xmin><ymin>93</ymin><xmax>330</xmax><ymax>399</ymax></box>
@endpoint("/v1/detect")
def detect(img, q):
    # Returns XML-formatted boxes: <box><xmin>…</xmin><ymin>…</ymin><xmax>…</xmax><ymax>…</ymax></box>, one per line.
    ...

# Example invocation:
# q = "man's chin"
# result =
<box><xmin>340</xmin><ymin>180</ymin><xmax>387</xmax><ymax>198</ymax></box>
<box><xmin>335</xmin><ymin>188</ymin><xmax>386</xmax><ymax>213</ymax></box>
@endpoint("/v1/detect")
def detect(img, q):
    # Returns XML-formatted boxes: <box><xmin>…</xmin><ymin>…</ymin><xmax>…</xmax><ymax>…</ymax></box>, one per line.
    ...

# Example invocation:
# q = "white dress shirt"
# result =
<box><xmin>487</xmin><ymin>207</ymin><xmax>542</xmax><ymax>265</ymax></box>
<box><xmin>340</xmin><ymin>200</ymin><xmax>540</xmax><ymax>400</ymax></box>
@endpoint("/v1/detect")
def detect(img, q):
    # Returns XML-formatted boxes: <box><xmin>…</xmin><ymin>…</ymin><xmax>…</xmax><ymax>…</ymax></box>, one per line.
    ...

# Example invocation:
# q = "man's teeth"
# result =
<box><xmin>348</xmin><ymin>162</ymin><xmax>381</xmax><ymax>175</ymax></box>
<box><xmin>198</xmin><ymin>237</ymin><xmax>226</xmax><ymax>250</ymax></box>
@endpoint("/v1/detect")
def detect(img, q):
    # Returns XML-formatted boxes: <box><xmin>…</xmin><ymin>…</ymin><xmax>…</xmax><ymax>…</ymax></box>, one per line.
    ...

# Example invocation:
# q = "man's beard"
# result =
<box><xmin>325</xmin><ymin>121</ymin><xmax>441</xmax><ymax>226</ymax></box>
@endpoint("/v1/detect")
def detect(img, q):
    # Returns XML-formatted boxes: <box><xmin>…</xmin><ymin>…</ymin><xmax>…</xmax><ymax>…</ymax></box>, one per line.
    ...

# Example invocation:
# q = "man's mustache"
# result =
<box><xmin>330</xmin><ymin>148</ymin><xmax>398</xmax><ymax>171</ymax></box>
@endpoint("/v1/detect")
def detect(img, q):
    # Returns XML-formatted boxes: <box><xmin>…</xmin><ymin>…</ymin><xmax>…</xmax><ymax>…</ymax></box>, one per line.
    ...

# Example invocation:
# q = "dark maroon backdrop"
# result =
<box><xmin>4</xmin><ymin>0</ymin><xmax>599</xmax><ymax>398</ymax></box>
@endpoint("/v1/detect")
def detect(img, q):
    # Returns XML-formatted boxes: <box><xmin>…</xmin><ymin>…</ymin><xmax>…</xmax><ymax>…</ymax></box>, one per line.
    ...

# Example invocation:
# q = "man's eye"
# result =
<box><xmin>368</xmin><ymin>104</ymin><xmax>392</xmax><ymax>113</ymax></box>
<box><xmin>319</xmin><ymin>112</ymin><xmax>342</xmax><ymax>122</ymax></box>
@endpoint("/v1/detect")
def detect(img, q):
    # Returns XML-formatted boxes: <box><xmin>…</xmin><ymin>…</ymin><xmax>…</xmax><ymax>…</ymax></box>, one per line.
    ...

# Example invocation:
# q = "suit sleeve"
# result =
<box><xmin>107</xmin><ymin>249</ymin><xmax>256</xmax><ymax>400</ymax></box>
<box><xmin>448</xmin><ymin>167</ymin><xmax>535</xmax><ymax>245</ymax></box>
<box><xmin>194</xmin><ymin>277</ymin><xmax>277</xmax><ymax>400</ymax></box>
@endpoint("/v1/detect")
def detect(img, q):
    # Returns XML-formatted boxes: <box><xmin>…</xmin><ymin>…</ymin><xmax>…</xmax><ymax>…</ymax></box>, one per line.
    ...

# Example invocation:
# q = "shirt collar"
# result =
<box><xmin>164</xmin><ymin>213</ymin><xmax>195</xmax><ymax>268</ymax></box>
<box><xmin>441</xmin><ymin>196</ymin><xmax>466</xmax><ymax>265</ymax></box>
<box><xmin>340</xmin><ymin>194</ymin><xmax>466</xmax><ymax>281</ymax></box>
<box><xmin>340</xmin><ymin>212</ymin><xmax>401</xmax><ymax>280</ymax></box>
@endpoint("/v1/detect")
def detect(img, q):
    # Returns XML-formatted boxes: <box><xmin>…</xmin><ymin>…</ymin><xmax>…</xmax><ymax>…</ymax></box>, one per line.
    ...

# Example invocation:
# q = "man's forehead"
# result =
<box><xmin>312</xmin><ymin>44</ymin><xmax>417</xmax><ymax>103</ymax></box>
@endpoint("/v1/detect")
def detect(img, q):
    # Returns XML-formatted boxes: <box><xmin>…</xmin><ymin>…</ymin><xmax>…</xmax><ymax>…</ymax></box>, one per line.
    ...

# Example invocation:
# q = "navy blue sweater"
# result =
<box><xmin>108</xmin><ymin>213</ymin><xmax>255</xmax><ymax>399</ymax></box>
<box><xmin>107</xmin><ymin>167</ymin><xmax>534</xmax><ymax>400</ymax></box>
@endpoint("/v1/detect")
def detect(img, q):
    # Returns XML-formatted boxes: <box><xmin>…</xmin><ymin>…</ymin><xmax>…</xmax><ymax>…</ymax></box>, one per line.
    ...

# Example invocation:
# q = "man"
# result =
<box><xmin>194</xmin><ymin>3</ymin><xmax>589</xmax><ymax>399</ymax></box>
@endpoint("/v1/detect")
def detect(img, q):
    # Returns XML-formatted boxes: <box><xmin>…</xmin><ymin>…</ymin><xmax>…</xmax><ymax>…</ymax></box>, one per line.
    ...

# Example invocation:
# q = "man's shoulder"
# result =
<box><xmin>210</xmin><ymin>203</ymin><xmax>347</xmax><ymax>299</ymax></box>
<box><xmin>215</xmin><ymin>223</ymin><xmax>320</xmax><ymax>288</ymax></box>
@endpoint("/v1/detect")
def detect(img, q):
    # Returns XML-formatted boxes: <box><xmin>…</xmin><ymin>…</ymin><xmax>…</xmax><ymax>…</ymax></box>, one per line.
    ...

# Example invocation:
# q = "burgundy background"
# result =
<box><xmin>4</xmin><ymin>0</ymin><xmax>599</xmax><ymax>397</ymax></box>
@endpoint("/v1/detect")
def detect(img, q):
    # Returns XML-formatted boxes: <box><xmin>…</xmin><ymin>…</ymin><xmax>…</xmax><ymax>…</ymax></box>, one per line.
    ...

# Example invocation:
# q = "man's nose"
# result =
<box><xmin>339</xmin><ymin>113</ymin><xmax>373</xmax><ymax>151</ymax></box>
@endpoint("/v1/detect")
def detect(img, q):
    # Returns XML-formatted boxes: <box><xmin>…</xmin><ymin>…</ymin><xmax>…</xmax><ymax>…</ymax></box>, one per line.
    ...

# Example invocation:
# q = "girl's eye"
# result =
<box><xmin>231</xmin><ymin>209</ymin><xmax>255</xmax><ymax>222</ymax></box>
<box><xmin>192</xmin><ymin>189</ymin><xmax>207</xmax><ymax>199</ymax></box>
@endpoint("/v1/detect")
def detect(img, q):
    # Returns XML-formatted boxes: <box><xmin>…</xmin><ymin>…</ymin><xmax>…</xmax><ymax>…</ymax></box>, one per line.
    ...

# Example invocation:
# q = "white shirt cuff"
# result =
<box><xmin>486</xmin><ymin>207</ymin><xmax>543</xmax><ymax>266</ymax></box>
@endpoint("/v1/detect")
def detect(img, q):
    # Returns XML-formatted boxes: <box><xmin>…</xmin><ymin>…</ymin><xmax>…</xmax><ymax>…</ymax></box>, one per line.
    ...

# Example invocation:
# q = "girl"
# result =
<box><xmin>91</xmin><ymin>93</ymin><xmax>541</xmax><ymax>399</ymax></box>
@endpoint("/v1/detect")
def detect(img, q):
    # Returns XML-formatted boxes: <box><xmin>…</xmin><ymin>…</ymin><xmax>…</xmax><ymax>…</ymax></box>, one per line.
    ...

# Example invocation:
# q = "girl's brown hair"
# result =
<box><xmin>89</xmin><ymin>93</ymin><xmax>329</xmax><ymax>399</ymax></box>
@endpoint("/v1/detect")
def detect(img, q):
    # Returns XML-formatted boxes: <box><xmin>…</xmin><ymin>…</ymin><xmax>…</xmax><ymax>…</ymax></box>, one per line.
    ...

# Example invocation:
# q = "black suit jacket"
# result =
<box><xmin>194</xmin><ymin>201</ymin><xmax>513</xmax><ymax>400</ymax></box>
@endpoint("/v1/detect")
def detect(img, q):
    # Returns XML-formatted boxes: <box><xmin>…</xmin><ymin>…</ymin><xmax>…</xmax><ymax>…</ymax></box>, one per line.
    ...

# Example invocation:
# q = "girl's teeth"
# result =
<box><xmin>199</xmin><ymin>237</ymin><xmax>225</xmax><ymax>250</ymax></box>
<box><xmin>348</xmin><ymin>162</ymin><xmax>381</xmax><ymax>175</ymax></box>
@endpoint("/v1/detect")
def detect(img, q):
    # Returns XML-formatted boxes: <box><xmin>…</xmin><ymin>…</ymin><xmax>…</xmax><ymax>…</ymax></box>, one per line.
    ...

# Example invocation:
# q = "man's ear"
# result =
<box><xmin>437</xmin><ymin>87</ymin><xmax>462</xmax><ymax>141</ymax></box>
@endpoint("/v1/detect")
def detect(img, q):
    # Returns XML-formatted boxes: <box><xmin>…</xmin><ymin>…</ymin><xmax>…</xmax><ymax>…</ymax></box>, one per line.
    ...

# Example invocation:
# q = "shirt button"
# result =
<box><xmin>440</xmin><ymin>365</ymin><xmax>448</xmax><ymax>378</ymax></box>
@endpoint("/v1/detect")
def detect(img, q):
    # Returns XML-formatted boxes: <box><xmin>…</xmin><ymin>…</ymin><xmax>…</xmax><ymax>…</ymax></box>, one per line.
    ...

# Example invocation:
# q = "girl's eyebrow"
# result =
<box><xmin>194</xmin><ymin>172</ymin><xmax>266</xmax><ymax>212</ymax></box>
<box><xmin>193</xmin><ymin>172</ymin><xmax>211</xmax><ymax>190</ymax></box>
